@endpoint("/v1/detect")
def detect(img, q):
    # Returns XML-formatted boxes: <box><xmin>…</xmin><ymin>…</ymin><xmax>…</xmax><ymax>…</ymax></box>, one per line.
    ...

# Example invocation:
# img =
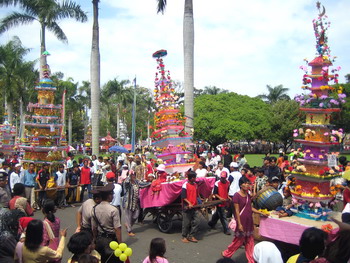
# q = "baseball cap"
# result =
<box><xmin>220</xmin><ymin>171</ymin><xmax>228</xmax><ymax>178</ymax></box>
<box><xmin>270</xmin><ymin>176</ymin><xmax>280</xmax><ymax>182</ymax></box>
<box><xmin>157</xmin><ymin>164</ymin><xmax>166</xmax><ymax>172</ymax></box>
<box><xmin>15</xmin><ymin>163</ymin><xmax>22</xmax><ymax>168</ymax></box>
<box><xmin>230</xmin><ymin>162</ymin><xmax>239</xmax><ymax>168</ymax></box>
<box><xmin>106</xmin><ymin>171</ymin><xmax>116</xmax><ymax>180</ymax></box>
<box><xmin>122</xmin><ymin>164</ymin><xmax>128</xmax><ymax>168</ymax></box>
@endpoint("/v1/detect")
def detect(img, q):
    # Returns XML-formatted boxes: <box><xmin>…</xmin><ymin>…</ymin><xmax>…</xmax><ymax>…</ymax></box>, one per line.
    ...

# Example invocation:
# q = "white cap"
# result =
<box><xmin>15</xmin><ymin>163</ymin><xmax>22</xmax><ymax>168</ymax></box>
<box><xmin>122</xmin><ymin>164</ymin><xmax>128</xmax><ymax>168</ymax></box>
<box><xmin>157</xmin><ymin>164</ymin><xmax>166</xmax><ymax>172</ymax></box>
<box><xmin>230</xmin><ymin>162</ymin><xmax>239</xmax><ymax>168</ymax></box>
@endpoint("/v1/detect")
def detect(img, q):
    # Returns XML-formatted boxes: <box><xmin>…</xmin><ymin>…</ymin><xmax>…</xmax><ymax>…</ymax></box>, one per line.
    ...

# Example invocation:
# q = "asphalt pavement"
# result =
<box><xmin>34</xmin><ymin>204</ymin><xmax>248</xmax><ymax>263</ymax></box>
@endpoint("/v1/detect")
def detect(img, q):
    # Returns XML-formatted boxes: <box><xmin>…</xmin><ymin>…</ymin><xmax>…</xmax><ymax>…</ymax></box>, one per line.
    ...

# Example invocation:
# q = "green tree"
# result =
<box><xmin>269</xmin><ymin>100</ymin><xmax>303</xmax><ymax>152</ymax></box>
<box><xmin>0</xmin><ymin>36</ymin><xmax>36</xmax><ymax>124</ymax></box>
<box><xmin>194</xmin><ymin>93</ymin><xmax>271</xmax><ymax>148</ymax></box>
<box><xmin>0</xmin><ymin>0</ymin><xmax>87</xmax><ymax>77</ymax></box>
<box><xmin>203</xmin><ymin>85</ymin><xmax>229</xmax><ymax>95</ymax></box>
<box><xmin>258</xmin><ymin>84</ymin><xmax>290</xmax><ymax>104</ymax></box>
<box><xmin>157</xmin><ymin>0</ymin><xmax>195</xmax><ymax>134</ymax></box>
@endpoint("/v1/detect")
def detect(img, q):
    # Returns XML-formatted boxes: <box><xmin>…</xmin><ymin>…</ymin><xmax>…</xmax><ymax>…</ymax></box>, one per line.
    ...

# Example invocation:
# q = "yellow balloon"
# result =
<box><xmin>124</xmin><ymin>247</ymin><xmax>133</xmax><ymax>257</ymax></box>
<box><xmin>109</xmin><ymin>241</ymin><xmax>119</xmax><ymax>250</ymax></box>
<box><xmin>118</xmin><ymin>243</ymin><xmax>127</xmax><ymax>251</ymax></box>
<box><xmin>119</xmin><ymin>253</ymin><xmax>127</xmax><ymax>262</ymax></box>
<box><xmin>114</xmin><ymin>248</ymin><xmax>122</xmax><ymax>257</ymax></box>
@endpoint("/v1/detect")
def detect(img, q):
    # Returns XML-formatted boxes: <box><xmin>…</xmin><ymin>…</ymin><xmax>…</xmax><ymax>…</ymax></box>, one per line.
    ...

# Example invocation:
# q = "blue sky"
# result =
<box><xmin>0</xmin><ymin>0</ymin><xmax>350</xmax><ymax>98</ymax></box>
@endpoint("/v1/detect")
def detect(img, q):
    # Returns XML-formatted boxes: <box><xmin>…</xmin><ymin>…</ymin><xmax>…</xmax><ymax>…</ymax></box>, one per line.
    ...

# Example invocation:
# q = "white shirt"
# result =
<box><xmin>10</xmin><ymin>171</ymin><xmax>23</xmax><ymax>191</ymax></box>
<box><xmin>196</xmin><ymin>168</ymin><xmax>208</xmax><ymax>178</ymax></box>
<box><xmin>215</xmin><ymin>167</ymin><xmax>230</xmax><ymax>178</ymax></box>
<box><xmin>56</xmin><ymin>170</ymin><xmax>67</xmax><ymax>187</ymax></box>
<box><xmin>206</xmin><ymin>157</ymin><xmax>217</xmax><ymax>168</ymax></box>
<box><xmin>111</xmin><ymin>183</ymin><xmax>123</xmax><ymax>207</ymax></box>
<box><xmin>228</xmin><ymin>171</ymin><xmax>242</xmax><ymax>196</ymax></box>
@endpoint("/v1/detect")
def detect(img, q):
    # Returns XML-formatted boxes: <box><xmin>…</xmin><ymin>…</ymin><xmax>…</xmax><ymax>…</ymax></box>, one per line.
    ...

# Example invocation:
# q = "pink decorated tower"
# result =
<box><xmin>290</xmin><ymin>3</ymin><xmax>345</xmax><ymax>218</ymax></box>
<box><xmin>151</xmin><ymin>50</ymin><xmax>194</xmax><ymax>174</ymax></box>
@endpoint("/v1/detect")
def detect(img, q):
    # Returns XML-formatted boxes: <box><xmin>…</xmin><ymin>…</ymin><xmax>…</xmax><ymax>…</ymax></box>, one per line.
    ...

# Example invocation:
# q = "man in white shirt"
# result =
<box><xmin>55</xmin><ymin>164</ymin><xmax>67</xmax><ymax>208</ymax></box>
<box><xmin>215</xmin><ymin>161</ymin><xmax>229</xmax><ymax>179</ymax></box>
<box><xmin>10</xmin><ymin>163</ymin><xmax>23</xmax><ymax>192</ymax></box>
<box><xmin>205</xmin><ymin>152</ymin><xmax>217</xmax><ymax>169</ymax></box>
<box><xmin>196</xmin><ymin>161</ymin><xmax>208</xmax><ymax>178</ymax></box>
<box><xmin>228</xmin><ymin>162</ymin><xmax>242</xmax><ymax>197</ymax></box>
<box><xmin>106</xmin><ymin>171</ymin><xmax>123</xmax><ymax>218</ymax></box>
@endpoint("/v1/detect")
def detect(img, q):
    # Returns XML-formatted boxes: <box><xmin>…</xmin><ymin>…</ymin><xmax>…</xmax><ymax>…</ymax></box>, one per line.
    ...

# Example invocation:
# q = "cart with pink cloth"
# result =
<box><xmin>140</xmin><ymin>177</ymin><xmax>216</xmax><ymax>232</ymax></box>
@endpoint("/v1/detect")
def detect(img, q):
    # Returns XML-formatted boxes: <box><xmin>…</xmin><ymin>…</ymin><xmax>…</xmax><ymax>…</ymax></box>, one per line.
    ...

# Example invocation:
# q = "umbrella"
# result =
<box><xmin>123</xmin><ymin>144</ymin><xmax>132</xmax><ymax>151</ymax></box>
<box><xmin>109</xmin><ymin>145</ymin><xmax>129</xmax><ymax>153</ymax></box>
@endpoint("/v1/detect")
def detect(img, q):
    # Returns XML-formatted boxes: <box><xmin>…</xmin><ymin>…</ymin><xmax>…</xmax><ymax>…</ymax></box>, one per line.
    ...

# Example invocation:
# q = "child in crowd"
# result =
<box><xmin>143</xmin><ymin>237</ymin><xmax>168</xmax><ymax>263</ymax></box>
<box><xmin>42</xmin><ymin>199</ymin><xmax>61</xmax><ymax>256</ymax></box>
<box><xmin>275</xmin><ymin>187</ymin><xmax>293</xmax><ymax>218</ymax></box>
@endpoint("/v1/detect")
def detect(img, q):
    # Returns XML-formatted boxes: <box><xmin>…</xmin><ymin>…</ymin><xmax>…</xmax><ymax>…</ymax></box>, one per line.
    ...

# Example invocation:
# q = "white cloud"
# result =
<box><xmin>0</xmin><ymin>0</ymin><xmax>349</xmax><ymax>99</ymax></box>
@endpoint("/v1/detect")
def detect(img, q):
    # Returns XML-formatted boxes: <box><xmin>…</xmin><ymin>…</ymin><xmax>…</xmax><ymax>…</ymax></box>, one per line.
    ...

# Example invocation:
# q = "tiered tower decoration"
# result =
<box><xmin>0</xmin><ymin>113</ymin><xmax>17</xmax><ymax>156</ymax></box>
<box><xmin>151</xmin><ymin>50</ymin><xmax>194</xmax><ymax>174</ymax></box>
<box><xmin>290</xmin><ymin>2</ymin><xmax>346</xmax><ymax>220</ymax></box>
<box><xmin>20</xmin><ymin>63</ymin><xmax>67</xmax><ymax>169</ymax></box>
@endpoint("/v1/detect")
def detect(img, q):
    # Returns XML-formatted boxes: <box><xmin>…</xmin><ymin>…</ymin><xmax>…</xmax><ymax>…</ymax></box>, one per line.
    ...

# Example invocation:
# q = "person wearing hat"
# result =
<box><xmin>156</xmin><ymin>164</ymin><xmax>168</xmax><ymax>183</ymax></box>
<box><xmin>76</xmin><ymin>188</ymin><xmax>102</xmax><ymax>233</ymax></box>
<box><xmin>118</xmin><ymin>164</ymin><xmax>129</xmax><ymax>184</ymax></box>
<box><xmin>107</xmin><ymin>171</ymin><xmax>123</xmax><ymax>219</ymax></box>
<box><xmin>10</xmin><ymin>163</ymin><xmax>23</xmax><ymax>193</ymax></box>
<box><xmin>127</xmin><ymin>155</ymin><xmax>136</xmax><ymax>171</ymax></box>
<box><xmin>208</xmin><ymin>171</ymin><xmax>231</xmax><ymax>235</ymax></box>
<box><xmin>0</xmin><ymin>170</ymin><xmax>11</xmax><ymax>208</ymax></box>
<box><xmin>91</xmin><ymin>183</ymin><xmax>122</xmax><ymax>263</ymax></box>
<box><xmin>227</xmin><ymin>162</ymin><xmax>242</xmax><ymax>218</ymax></box>
<box><xmin>215</xmin><ymin>162</ymin><xmax>229</xmax><ymax>180</ymax></box>
<box><xmin>266</xmin><ymin>157</ymin><xmax>282</xmax><ymax>181</ymax></box>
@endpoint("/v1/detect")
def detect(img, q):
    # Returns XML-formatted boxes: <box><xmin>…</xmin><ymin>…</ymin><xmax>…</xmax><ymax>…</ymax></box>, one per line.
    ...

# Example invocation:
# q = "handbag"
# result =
<box><xmin>228</xmin><ymin>195</ymin><xmax>248</xmax><ymax>230</ymax></box>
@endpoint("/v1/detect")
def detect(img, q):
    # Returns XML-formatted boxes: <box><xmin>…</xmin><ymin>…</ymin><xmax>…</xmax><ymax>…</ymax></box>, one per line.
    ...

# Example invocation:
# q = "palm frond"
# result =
<box><xmin>0</xmin><ymin>12</ymin><xmax>36</xmax><ymax>33</ymax></box>
<box><xmin>157</xmin><ymin>0</ymin><xmax>167</xmax><ymax>14</ymax></box>
<box><xmin>53</xmin><ymin>0</ymin><xmax>88</xmax><ymax>22</ymax></box>
<box><xmin>46</xmin><ymin>22</ymin><xmax>68</xmax><ymax>43</ymax></box>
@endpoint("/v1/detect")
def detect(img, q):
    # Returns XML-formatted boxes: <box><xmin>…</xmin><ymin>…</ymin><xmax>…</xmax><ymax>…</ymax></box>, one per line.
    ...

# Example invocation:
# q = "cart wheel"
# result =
<box><xmin>157</xmin><ymin>212</ymin><xmax>173</xmax><ymax>233</ymax></box>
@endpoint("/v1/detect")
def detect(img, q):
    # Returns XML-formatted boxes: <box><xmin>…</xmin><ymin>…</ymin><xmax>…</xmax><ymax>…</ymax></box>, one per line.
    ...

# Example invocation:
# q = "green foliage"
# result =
<box><xmin>257</xmin><ymin>84</ymin><xmax>290</xmax><ymax>104</ymax></box>
<box><xmin>193</xmin><ymin>92</ymin><xmax>272</xmax><ymax>147</ymax></box>
<box><xmin>333</xmin><ymin>82</ymin><xmax>350</xmax><ymax>132</ymax></box>
<box><xmin>269</xmin><ymin>100</ymin><xmax>303</xmax><ymax>150</ymax></box>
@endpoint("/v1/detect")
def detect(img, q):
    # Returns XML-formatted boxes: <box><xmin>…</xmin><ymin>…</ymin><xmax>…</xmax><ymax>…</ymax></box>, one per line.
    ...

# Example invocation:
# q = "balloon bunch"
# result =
<box><xmin>109</xmin><ymin>241</ymin><xmax>132</xmax><ymax>262</ymax></box>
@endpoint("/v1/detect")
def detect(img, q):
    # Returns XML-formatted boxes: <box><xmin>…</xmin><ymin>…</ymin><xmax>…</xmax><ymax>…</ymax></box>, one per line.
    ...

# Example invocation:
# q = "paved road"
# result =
<box><xmin>34</xmin><ymin>204</ymin><xmax>248</xmax><ymax>263</ymax></box>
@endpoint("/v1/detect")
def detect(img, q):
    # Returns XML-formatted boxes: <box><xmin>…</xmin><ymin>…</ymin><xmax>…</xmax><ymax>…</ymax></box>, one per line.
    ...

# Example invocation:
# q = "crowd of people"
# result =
<box><xmin>0</xmin><ymin>148</ymin><xmax>350</xmax><ymax>263</ymax></box>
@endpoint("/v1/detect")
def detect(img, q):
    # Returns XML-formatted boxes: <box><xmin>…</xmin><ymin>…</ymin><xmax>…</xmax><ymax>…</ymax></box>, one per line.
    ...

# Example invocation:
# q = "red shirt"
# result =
<box><xmin>181</xmin><ymin>181</ymin><xmax>198</xmax><ymax>207</ymax></box>
<box><xmin>80</xmin><ymin>167</ymin><xmax>91</xmax><ymax>185</ymax></box>
<box><xmin>214</xmin><ymin>180</ymin><xmax>229</xmax><ymax>207</ymax></box>
<box><xmin>343</xmin><ymin>187</ymin><xmax>350</xmax><ymax>207</ymax></box>
<box><xmin>246</xmin><ymin>174</ymin><xmax>256</xmax><ymax>184</ymax></box>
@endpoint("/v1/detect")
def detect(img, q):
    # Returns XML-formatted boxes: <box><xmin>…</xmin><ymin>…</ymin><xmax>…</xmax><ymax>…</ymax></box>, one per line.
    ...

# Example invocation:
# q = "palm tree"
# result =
<box><xmin>0</xmin><ymin>0</ymin><xmax>87</xmax><ymax>77</ymax></box>
<box><xmin>90</xmin><ymin>0</ymin><xmax>100</xmax><ymax>155</ymax></box>
<box><xmin>257</xmin><ymin>84</ymin><xmax>290</xmax><ymax>104</ymax></box>
<box><xmin>157</xmin><ymin>0</ymin><xmax>194</xmax><ymax>135</ymax></box>
<box><xmin>0</xmin><ymin>36</ymin><xmax>34</xmax><ymax>124</ymax></box>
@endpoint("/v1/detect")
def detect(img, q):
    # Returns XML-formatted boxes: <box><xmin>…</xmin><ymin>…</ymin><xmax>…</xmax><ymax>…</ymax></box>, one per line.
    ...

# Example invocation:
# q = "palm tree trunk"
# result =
<box><xmin>91</xmin><ymin>0</ymin><xmax>101</xmax><ymax>155</ymax></box>
<box><xmin>183</xmin><ymin>0</ymin><xmax>194</xmax><ymax>135</ymax></box>
<box><xmin>68</xmin><ymin>112</ymin><xmax>73</xmax><ymax>146</ymax></box>
<box><xmin>19</xmin><ymin>97</ymin><xmax>25</xmax><ymax>139</ymax></box>
<box><xmin>40</xmin><ymin>23</ymin><xmax>47</xmax><ymax>79</ymax></box>
<box><xmin>117</xmin><ymin>104</ymin><xmax>120</xmax><ymax>140</ymax></box>
<box><xmin>7</xmin><ymin>101</ymin><xmax>13</xmax><ymax>124</ymax></box>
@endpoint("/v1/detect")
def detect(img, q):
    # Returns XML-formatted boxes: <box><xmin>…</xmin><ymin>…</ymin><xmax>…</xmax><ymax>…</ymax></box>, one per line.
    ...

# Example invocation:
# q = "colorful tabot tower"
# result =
<box><xmin>19</xmin><ymin>63</ymin><xmax>67</xmax><ymax>170</ymax></box>
<box><xmin>290</xmin><ymin>2</ymin><xmax>346</xmax><ymax>220</ymax></box>
<box><xmin>0</xmin><ymin>113</ymin><xmax>16</xmax><ymax>156</ymax></box>
<box><xmin>151</xmin><ymin>50</ymin><xmax>194</xmax><ymax>174</ymax></box>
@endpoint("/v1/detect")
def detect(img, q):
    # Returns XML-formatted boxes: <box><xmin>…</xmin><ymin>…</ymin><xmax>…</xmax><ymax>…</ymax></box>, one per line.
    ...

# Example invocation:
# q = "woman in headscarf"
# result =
<box><xmin>0</xmin><ymin>209</ymin><xmax>25</xmax><ymax>263</ymax></box>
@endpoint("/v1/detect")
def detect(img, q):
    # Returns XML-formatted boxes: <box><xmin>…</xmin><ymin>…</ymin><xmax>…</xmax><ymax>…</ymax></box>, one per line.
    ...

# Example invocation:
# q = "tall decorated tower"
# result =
<box><xmin>290</xmin><ymin>2</ymin><xmax>346</xmax><ymax>219</ymax></box>
<box><xmin>19</xmin><ymin>62</ymin><xmax>67</xmax><ymax>170</ymax></box>
<box><xmin>151</xmin><ymin>50</ymin><xmax>194</xmax><ymax>174</ymax></box>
